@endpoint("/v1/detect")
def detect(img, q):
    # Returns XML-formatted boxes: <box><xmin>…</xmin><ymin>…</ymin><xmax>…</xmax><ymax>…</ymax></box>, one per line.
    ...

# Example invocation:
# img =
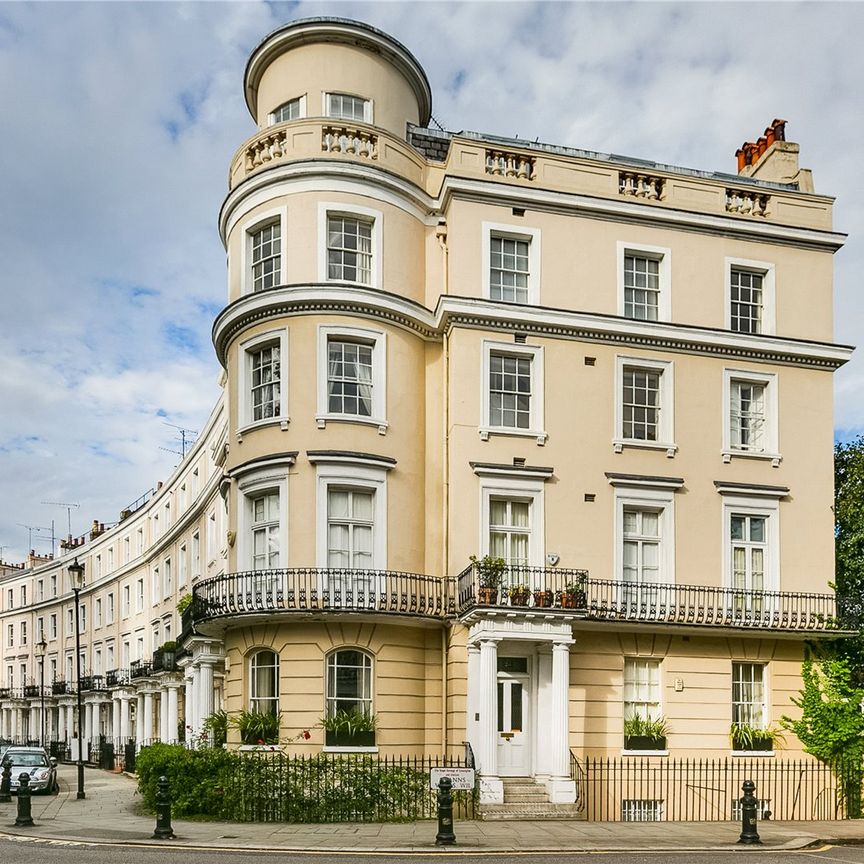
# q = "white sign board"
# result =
<box><xmin>430</xmin><ymin>767</ymin><xmax>475</xmax><ymax>791</ymax></box>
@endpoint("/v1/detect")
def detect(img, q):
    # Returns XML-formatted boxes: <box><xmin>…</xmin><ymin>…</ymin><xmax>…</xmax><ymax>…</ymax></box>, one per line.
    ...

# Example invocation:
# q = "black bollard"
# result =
<box><xmin>152</xmin><ymin>775</ymin><xmax>175</xmax><ymax>839</ymax></box>
<box><xmin>15</xmin><ymin>773</ymin><xmax>34</xmax><ymax>827</ymax></box>
<box><xmin>0</xmin><ymin>762</ymin><xmax>11</xmax><ymax>804</ymax></box>
<box><xmin>738</xmin><ymin>779</ymin><xmax>761</xmax><ymax>845</ymax></box>
<box><xmin>435</xmin><ymin>776</ymin><xmax>456</xmax><ymax>846</ymax></box>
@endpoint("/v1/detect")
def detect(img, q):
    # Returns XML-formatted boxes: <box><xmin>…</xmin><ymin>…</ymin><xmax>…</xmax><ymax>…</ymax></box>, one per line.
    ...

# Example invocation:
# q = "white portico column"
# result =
<box><xmin>9</xmin><ymin>708</ymin><xmax>17</xmax><ymax>741</ymax></box>
<box><xmin>135</xmin><ymin>693</ymin><xmax>145</xmax><ymax>743</ymax></box>
<box><xmin>183</xmin><ymin>669</ymin><xmax>195</xmax><ymax>741</ymax></box>
<box><xmin>112</xmin><ymin>698</ymin><xmax>121</xmax><ymax>742</ymax></box>
<box><xmin>197</xmin><ymin>660</ymin><xmax>214</xmax><ymax>727</ymax></box>
<box><xmin>166</xmin><ymin>684</ymin><xmax>180</xmax><ymax>744</ymax></box>
<box><xmin>159</xmin><ymin>689</ymin><xmax>170</xmax><ymax>742</ymax></box>
<box><xmin>84</xmin><ymin>702</ymin><xmax>93</xmax><ymax>742</ymax></box>
<box><xmin>65</xmin><ymin>703</ymin><xmax>74</xmax><ymax>741</ymax></box>
<box><xmin>545</xmin><ymin>640</ymin><xmax>577</xmax><ymax>803</ymax></box>
<box><xmin>477</xmin><ymin>638</ymin><xmax>503</xmax><ymax>805</ymax></box>
<box><xmin>143</xmin><ymin>691</ymin><xmax>154</xmax><ymax>742</ymax></box>
<box><xmin>119</xmin><ymin>693</ymin><xmax>131</xmax><ymax>741</ymax></box>
<box><xmin>466</xmin><ymin>644</ymin><xmax>480</xmax><ymax>757</ymax></box>
<box><xmin>0</xmin><ymin>708</ymin><xmax>6</xmax><ymax>739</ymax></box>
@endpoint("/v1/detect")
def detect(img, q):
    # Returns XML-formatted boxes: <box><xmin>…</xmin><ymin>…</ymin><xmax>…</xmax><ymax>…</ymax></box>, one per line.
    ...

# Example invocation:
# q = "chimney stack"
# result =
<box><xmin>734</xmin><ymin>119</ymin><xmax>812</xmax><ymax>192</ymax></box>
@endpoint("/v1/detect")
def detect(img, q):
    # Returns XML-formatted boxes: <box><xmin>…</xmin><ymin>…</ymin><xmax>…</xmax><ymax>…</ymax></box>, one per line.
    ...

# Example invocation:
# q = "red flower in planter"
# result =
<box><xmin>302</xmin><ymin>730</ymin><xmax>311</xmax><ymax>740</ymax></box>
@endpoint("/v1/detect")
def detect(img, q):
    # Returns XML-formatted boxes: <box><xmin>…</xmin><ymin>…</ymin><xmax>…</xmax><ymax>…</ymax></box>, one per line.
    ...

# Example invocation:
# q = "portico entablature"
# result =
<box><xmin>468</xmin><ymin>617</ymin><xmax>574</xmax><ymax>645</ymax></box>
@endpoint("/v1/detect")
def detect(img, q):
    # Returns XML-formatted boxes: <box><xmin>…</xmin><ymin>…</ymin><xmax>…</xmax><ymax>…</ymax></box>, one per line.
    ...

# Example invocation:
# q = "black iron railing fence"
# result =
<box><xmin>130</xmin><ymin>661</ymin><xmax>152</xmax><ymax>680</ymax></box>
<box><xmin>205</xmin><ymin>751</ymin><xmax>474</xmax><ymax>823</ymax></box>
<box><xmin>574</xmin><ymin>755</ymin><xmax>851</xmax><ymax>821</ymax></box>
<box><xmin>105</xmin><ymin>669</ymin><xmax>130</xmax><ymax>688</ymax></box>
<box><xmin>191</xmin><ymin>568</ymin><xmax>452</xmax><ymax>623</ymax></box>
<box><xmin>456</xmin><ymin>564</ymin><xmax>845</xmax><ymax>632</ymax></box>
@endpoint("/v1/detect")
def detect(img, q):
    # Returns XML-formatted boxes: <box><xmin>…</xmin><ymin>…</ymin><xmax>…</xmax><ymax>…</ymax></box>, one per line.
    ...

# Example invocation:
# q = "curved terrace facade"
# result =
<box><xmin>0</xmin><ymin>18</ymin><xmax>853</xmax><ymax>811</ymax></box>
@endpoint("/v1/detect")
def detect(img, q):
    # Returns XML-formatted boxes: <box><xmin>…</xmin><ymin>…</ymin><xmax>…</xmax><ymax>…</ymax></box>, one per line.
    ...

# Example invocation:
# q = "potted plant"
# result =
<box><xmin>322</xmin><ymin>708</ymin><xmax>377</xmax><ymax>747</ymax></box>
<box><xmin>470</xmin><ymin>555</ymin><xmax>506</xmax><ymax>605</ymax></box>
<box><xmin>624</xmin><ymin>714</ymin><xmax>669</xmax><ymax>750</ymax></box>
<box><xmin>730</xmin><ymin>722</ymin><xmax>784</xmax><ymax>752</ymax></box>
<box><xmin>508</xmin><ymin>584</ymin><xmax>531</xmax><ymax>606</ymax></box>
<box><xmin>558</xmin><ymin>577</ymin><xmax>587</xmax><ymax>608</ymax></box>
<box><xmin>533</xmin><ymin>588</ymin><xmax>554</xmax><ymax>608</ymax></box>
<box><xmin>160</xmin><ymin>640</ymin><xmax>177</xmax><ymax>671</ymax></box>
<box><xmin>230</xmin><ymin>708</ymin><xmax>281</xmax><ymax>745</ymax></box>
<box><xmin>176</xmin><ymin>593</ymin><xmax>193</xmax><ymax>616</ymax></box>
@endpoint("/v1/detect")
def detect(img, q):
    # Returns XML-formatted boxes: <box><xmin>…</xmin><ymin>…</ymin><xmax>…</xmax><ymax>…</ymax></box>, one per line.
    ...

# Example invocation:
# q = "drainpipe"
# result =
<box><xmin>437</xmin><ymin>216</ymin><xmax>450</xmax><ymax>755</ymax></box>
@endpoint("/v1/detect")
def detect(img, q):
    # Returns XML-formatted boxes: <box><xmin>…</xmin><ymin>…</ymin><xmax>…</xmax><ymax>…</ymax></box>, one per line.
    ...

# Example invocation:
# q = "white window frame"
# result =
<box><xmin>623</xmin><ymin>657</ymin><xmax>665</xmax><ymax>754</ymax></box>
<box><xmin>722</xmin><ymin>369</ymin><xmax>780</xmax><ymax>465</ymax></box>
<box><xmin>480</xmin><ymin>340</ymin><xmax>547</xmax><ymax>445</ymax></box>
<box><xmin>732</xmin><ymin>661</ymin><xmax>769</xmax><ymax>735</ymax></box>
<box><xmin>237</xmin><ymin>328</ymin><xmax>289</xmax><ymax>435</ymax></box>
<box><xmin>482</xmin><ymin>222</ymin><xmax>541</xmax><ymax>306</ymax></box>
<box><xmin>315</xmin><ymin>461</ymin><xmax>388</xmax><ymax>570</ymax></box>
<box><xmin>317</xmin><ymin>202</ymin><xmax>382</xmax><ymax>289</ymax></box>
<box><xmin>720</xmin><ymin>493</ymin><xmax>780</xmax><ymax>594</ymax></box>
<box><xmin>725</xmin><ymin>257</ymin><xmax>775</xmax><ymax>335</ymax></box>
<box><xmin>249</xmin><ymin>649</ymin><xmax>280</xmax><ymax>716</ymax></box>
<box><xmin>478</xmin><ymin>476</ymin><xmax>545</xmax><ymax>570</ymax></box>
<box><xmin>614</xmin><ymin>355</ymin><xmax>676</xmax><ymax>456</ymax></box>
<box><xmin>322</xmin><ymin>91</ymin><xmax>373</xmax><ymax>124</ymax></box>
<box><xmin>613</xmin><ymin>484</ymin><xmax>676</xmax><ymax>587</ymax></box>
<box><xmin>316</xmin><ymin>325</ymin><xmax>387</xmax><ymax>433</ymax></box>
<box><xmin>237</xmin><ymin>467</ymin><xmax>289</xmax><ymax>573</ymax></box>
<box><xmin>178</xmin><ymin>544</ymin><xmax>187</xmax><ymax>587</ymax></box>
<box><xmin>617</xmin><ymin>241</ymin><xmax>671</xmax><ymax>322</ymax></box>
<box><xmin>241</xmin><ymin>208</ymin><xmax>287</xmax><ymax>296</ymax></box>
<box><xmin>268</xmin><ymin>94</ymin><xmax>306</xmax><ymax>126</ymax></box>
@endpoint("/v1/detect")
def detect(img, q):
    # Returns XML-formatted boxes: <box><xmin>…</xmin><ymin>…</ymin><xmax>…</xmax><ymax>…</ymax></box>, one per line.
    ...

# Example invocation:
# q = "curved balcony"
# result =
<box><xmin>185</xmin><ymin>568</ymin><xmax>452</xmax><ymax>636</ymax></box>
<box><xmin>227</xmin><ymin>119</ymin><xmax>427</xmax><ymax>191</ymax></box>
<box><xmin>456</xmin><ymin>564</ymin><xmax>851</xmax><ymax>634</ymax></box>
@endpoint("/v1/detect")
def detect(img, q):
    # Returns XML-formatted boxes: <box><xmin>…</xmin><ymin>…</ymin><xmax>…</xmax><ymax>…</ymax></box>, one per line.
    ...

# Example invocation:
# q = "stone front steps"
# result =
<box><xmin>479</xmin><ymin>777</ymin><xmax>585</xmax><ymax>821</ymax></box>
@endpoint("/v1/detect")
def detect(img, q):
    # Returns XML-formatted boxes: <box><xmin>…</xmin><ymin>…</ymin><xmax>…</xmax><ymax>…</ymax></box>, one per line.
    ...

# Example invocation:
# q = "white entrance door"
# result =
<box><xmin>496</xmin><ymin>661</ymin><xmax>530</xmax><ymax>776</ymax></box>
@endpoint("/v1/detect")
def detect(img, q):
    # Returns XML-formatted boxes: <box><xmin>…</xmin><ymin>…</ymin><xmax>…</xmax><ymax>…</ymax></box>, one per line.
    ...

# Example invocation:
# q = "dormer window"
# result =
<box><xmin>324</xmin><ymin>92</ymin><xmax>372</xmax><ymax>124</ymax></box>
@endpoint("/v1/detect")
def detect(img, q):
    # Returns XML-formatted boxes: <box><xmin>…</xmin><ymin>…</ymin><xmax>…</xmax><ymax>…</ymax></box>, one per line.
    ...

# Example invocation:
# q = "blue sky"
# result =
<box><xmin>1</xmin><ymin>1</ymin><xmax>862</xmax><ymax>561</ymax></box>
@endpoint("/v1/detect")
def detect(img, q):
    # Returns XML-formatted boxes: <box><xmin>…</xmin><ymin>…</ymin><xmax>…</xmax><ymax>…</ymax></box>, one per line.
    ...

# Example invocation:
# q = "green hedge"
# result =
<box><xmin>135</xmin><ymin>745</ymin><xmax>475</xmax><ymax>823</ymax></box>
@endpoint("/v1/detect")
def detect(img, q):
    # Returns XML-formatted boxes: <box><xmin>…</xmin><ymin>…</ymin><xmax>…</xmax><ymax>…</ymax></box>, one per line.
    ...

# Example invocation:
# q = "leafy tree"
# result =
<box><xmin>781</xmin><ymin>655</ymin><xmax>864</xmax><ymax>817</ymax></box>
<box><xmin>834</xmin><ymin>436</ymin><xmax>864</xmax><ymax>677</ymax></box>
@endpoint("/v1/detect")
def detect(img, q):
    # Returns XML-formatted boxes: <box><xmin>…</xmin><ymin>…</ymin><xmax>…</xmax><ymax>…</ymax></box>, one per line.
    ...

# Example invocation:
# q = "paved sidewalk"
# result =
<box><xmin>1</xmin><ymin>765</ymin><xmax>863</xmax><ymax>852</ymax></box>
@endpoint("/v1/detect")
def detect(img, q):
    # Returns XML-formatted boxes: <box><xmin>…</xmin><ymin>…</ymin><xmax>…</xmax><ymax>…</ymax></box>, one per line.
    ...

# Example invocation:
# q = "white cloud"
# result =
<box><xmin>1</xmin><ymin>1</ymin><xmax>862</xmax><ymax>560</ymax></box>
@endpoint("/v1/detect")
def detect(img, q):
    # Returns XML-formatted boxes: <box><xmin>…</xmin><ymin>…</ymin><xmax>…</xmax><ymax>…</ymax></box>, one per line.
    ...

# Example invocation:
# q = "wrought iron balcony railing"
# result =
<box><xmin>22</xmin><ymin>684</ymin><xmax>43</xmax><ymax>698</ymax></box>
<box><xmin>186</xmin><ymin>568</ymin><xmax>451</xmax><ymax>633</ymax></box>
<box><xmin>105</xmin><ymin>669</ymin><xmax>130</xmax><ymax>688</ymax></box>
<box><xmin>0</xmin><ymin>688</ymin><xmax>10</xmax><ymax>700</ymax></box>
<box><xmin>130</xmin><ymin>661</ymin><xmax>153</xmax><ymax>680</ymax></box>
<box><xmin>456</xmin><ymin>564</ymin><xmax>847</xmax><ymax>633</ymax></box>
<box><xmin>152</xmin><ymin>648</ymin><xmax>177</xmax><ymax>673</ymax></box>
<box><xmin>51</xmin><ymin>680</ymin><xmax>68</xmax><ymax>695</ymax></box>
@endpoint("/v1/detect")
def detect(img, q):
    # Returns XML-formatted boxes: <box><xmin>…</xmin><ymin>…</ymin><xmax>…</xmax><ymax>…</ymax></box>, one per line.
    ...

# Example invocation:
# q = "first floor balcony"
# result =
<box><xmin>456</xmin><ymin>564</ymin><xmax>851</xmax><ymax>634</ymax></box>
<box><xmin>178</xmin><ymin>564</ymin><xmax>851</xmax><ymax>640</ymax></box>
<box><xmin>185</xmin><ymin>568</ymin><xmax>450</xmax><ymax>636</ymax></box>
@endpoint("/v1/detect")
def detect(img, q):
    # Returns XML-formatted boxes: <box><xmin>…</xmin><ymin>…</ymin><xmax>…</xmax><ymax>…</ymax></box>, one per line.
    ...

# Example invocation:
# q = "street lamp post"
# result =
<box><xmin>68</xmin><ymin>558</ymin><xmax>86</xmax><ymax>800</ymax></box>
<box><xmin>36</xmin><ymin>637</ymin><xmax>47</xmax><ymax>748</ymax></box>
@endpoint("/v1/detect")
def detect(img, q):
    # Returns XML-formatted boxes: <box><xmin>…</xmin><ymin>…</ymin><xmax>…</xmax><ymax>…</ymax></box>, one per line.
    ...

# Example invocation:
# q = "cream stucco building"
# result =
<box><xmin>0</xmin><ymin>18</ymin><xmax>854</xmax><ymax>814</ymax></box>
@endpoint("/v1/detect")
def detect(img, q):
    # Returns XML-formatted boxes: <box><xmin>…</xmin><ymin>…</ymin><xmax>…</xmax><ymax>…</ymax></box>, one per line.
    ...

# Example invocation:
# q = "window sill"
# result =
<box><xmin>613</xmin><ymin>439</ymin><xmax>677</xmax><ymax>458</ymax></box>
<box><xmin>316</xmin><ymin>414</ymin><xmax>388</xmax><ymax>435</ymax></box>
<box><xmin>323</xmin><ymin>745</ymin><xmax>379</xmax><ymax>754</ymax></box>
<box><xmin>237</xmin><ymin>418</ymin><xmax>290</xmax><ymax>440</ymax></box>
<box><xmin>622</xmin><ymin>749</ymin><xmax>669</xmax><ymax>757</ymax></box>
<box><xmin>479</xmin><ymin>427</ymin><xmax>548</xmax><ymax>446</ymax></box>
<box><xmin>722</xmin><ymin>450</ymin><xmax>782</xmax><ymax>468</ymax></box>
<box><xmin>731</xmin><ymin>750</ymin><xmax>775</xmax><ymax>758</ymax></box>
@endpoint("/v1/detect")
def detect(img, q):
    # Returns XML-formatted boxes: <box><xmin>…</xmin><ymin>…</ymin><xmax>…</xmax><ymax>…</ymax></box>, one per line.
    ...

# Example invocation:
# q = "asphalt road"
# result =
<box><xmin>2</xmin><ymin>837</ymin><xmax>864</xmax><ymax>864</ymax></box>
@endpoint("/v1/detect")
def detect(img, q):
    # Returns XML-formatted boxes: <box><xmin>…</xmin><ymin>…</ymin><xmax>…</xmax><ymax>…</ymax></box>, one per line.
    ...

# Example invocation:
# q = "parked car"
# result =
<box><xmin>2</xmin><ymin>747</ymin><xmax>58</xmax><ymax>794</ymax></box>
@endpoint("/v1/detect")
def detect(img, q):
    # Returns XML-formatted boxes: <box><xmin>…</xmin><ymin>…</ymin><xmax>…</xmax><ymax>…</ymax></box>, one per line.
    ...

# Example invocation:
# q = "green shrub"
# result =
<box><xmin>135</xmin><ymin>743</ymin><xmax>236</xmax><ymax>817</ymax></box>
<box><xmin>320</xmin><ymin>709</ymin><xmax>377</xmax><ymax>734</ymax></box>
<box><xmin>202</xmin><ymin>709</ymin><xmax>228</xmax><ymax>748</ymax></box>
<box><xmin>136</xmin><ymin>747</ymin><xmax>475</xmax><ymax>822</ymax></box>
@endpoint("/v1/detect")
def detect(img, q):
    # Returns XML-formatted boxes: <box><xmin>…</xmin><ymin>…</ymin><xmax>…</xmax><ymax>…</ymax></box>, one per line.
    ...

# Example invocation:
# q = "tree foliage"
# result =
<box><xmin>781</xmin><ymin>654</ymin><xmax>864</xmax><ymax>817</ymax></box>
<box><xmin>835</xmin><ymin>436</ymin><xmax>864</xmax><ymax>677</ymax></box>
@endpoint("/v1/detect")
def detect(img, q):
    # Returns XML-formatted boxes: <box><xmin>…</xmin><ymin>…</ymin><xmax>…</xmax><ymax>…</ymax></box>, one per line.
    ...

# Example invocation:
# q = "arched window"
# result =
<box><xmin>249</xmin><ymin>650</ymin><xmax>279</xmax><ymax>715</ymax></box>
<box><xmin>326</xmin><ymin>649</ymin><xmax>372</xmax><ymax>717</ymax></box>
